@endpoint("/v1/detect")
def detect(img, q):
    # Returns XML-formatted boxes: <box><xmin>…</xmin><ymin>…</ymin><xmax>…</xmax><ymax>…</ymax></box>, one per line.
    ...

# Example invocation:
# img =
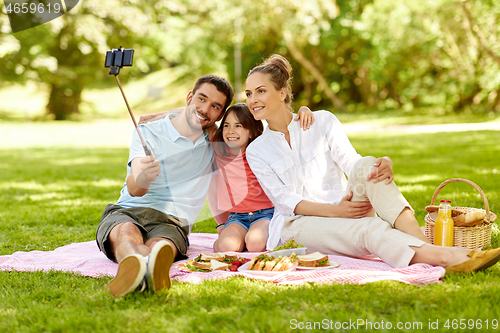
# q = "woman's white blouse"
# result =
<box><xmin>246</xmin><ymin>111</ymin><xmax>362</xmax><ymax>250</ymax></box>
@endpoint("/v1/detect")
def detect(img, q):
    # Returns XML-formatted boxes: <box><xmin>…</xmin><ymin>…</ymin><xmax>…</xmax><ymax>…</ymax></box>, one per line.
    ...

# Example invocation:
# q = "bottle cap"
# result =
<box><xmin>440</xmin><ymin>200</ymin><xmax>451</xmax><ymax>203</ymax></box>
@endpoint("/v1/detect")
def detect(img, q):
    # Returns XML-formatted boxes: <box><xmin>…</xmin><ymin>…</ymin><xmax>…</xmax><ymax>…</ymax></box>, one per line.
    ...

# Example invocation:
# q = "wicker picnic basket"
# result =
<box><xmin>424</xmin><ymin>178</ymin><xmax>497</xmax><ymax>249</ymax></box>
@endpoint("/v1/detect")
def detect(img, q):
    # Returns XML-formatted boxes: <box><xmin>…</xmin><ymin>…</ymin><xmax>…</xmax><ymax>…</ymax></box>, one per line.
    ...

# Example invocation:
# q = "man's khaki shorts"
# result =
<box><xmin>96</xmin><ymin>204</ymin><xmax>189</xmax><ymax>263</ymax></box>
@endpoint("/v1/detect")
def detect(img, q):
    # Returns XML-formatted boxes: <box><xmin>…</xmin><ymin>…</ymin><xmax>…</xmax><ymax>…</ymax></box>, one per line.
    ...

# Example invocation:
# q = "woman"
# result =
<box><xmin>244</xmin><ymin>54</ymin><xmax>500</xmax><ymax>273</ymax></box>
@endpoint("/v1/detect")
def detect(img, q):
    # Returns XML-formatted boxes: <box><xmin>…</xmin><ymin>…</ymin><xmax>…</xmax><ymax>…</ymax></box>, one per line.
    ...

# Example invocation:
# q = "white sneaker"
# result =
<box><xmin>146</xmin><ymin>240</ymin><xmax>175</xmax><ymax>292</ymax></box>
<box><xmin>106</xmin><ymin>254</ymin><xmax>147</xmax><ymax>298</ymax></box>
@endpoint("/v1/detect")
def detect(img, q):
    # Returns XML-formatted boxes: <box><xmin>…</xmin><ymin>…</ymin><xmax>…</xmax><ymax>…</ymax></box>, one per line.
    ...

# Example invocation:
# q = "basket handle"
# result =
<box><xmin>430</xmin><ymin>178</ymin><xmax>491</xmax><ymax>222</ymax></box>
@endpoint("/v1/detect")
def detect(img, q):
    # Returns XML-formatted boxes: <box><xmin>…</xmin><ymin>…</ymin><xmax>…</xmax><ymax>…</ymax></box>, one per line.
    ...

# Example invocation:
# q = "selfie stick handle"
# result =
<box><xmin>115</xmin><ymin>76</ymin><xmax>151</xmax><ymax>156</ymax></box>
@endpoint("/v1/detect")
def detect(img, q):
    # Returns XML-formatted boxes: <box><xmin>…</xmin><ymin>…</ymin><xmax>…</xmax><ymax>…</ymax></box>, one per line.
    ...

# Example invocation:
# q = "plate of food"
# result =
<box><xmin>237</xmin><ymin>253</ymin><xmax>298</xmax><ymax>276</ymax></box>
<box><xmin>176</xmin><ymin>253</ymin><xmax>251</xmax><ymax>273</ymax></box>
<box><xmin>295</xmin><ymin>252</ymin><xmax>340</xmax><ymax>270</ymax></box>
<box><xmin>269</xmin><ymin>247</ymin><xmax>307</xmax><ymax>257</ymax></box>
<box><xmin>269</xmin><ymin>239</ymin><xmax>307</xmax><ymax>257</ymax></box>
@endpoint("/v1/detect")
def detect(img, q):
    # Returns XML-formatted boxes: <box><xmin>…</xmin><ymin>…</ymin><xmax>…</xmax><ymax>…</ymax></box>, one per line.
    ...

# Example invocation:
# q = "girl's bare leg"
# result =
<box><xmin>213</xmin><ymin>223</ymin><xmax>247</xmax><ymax>252</ymax></box>
<box><xmin>245</xmin><ymin>219</ymin><xmax>270</xmax><ymax>252</ymax></box>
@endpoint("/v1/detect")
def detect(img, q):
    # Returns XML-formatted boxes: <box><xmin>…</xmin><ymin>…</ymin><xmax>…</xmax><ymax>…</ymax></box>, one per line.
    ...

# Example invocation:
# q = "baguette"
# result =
<box><xmin>453</xmin><ymin>211</ymin><xmax>486</xmax><ymax>227</ymax></box>
<box><xmin>271</xmin><ymin>257</ymin><xmax>285</xmax><ymax>271</ymax></box>
<box><xmin>247</xmin><ymin>254</ymin><xmax>299</xmax><ymax>271</ymax></box>
<box><xmin>247</xmin><ymin>256</ymin><xmax>260</xmax><ymax>270</ymax></box>
<box><xmin>278</xmin><ymin>257</ymin><xmax>291</xmax><ymax>270</ymax></box>
<box><xmin>263</xmin><ymin>257</ymin><xmax>280</xmax><ymax>271</ymax></box>
<box><xmin>253</xmin><ymin>257</ymin><xmax>268</xmax><ymax>271</ymax></box>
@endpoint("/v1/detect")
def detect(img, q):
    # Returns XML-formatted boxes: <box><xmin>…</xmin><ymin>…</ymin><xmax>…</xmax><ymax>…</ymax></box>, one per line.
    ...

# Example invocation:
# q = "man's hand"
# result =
<box><xmin>132</xmin><ymin>154</ymin><xmax>161</xmax><ymax>189</ymax></box>
<box><xmin>366</xmin><ymin>156</ymin><xmax>394</xmax><ymax>184</ymax></box>
<box><xmin>334</xmin><ymin>191</ymin><xmax>373</xmax><ymax>219</ymax></box>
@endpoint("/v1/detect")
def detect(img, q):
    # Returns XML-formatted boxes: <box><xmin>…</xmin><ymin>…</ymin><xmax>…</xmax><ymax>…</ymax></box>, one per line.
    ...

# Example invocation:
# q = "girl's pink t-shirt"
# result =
<box><xmin>215</xmin><ymin>150</ymin><xmax>274</xmax><ymax>213</ymax></box>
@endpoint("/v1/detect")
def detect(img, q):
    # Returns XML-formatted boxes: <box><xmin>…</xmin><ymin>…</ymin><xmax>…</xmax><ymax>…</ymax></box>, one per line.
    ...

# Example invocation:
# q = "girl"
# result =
<box><xmin>243</xmin><ymin>54</ymin><xmax>500</xmax><ymax>273</ymax></box>
<box><xmin>212</xmin><ymin>103</ymin><xmax>313</xmax><ymax>252</ymax></box>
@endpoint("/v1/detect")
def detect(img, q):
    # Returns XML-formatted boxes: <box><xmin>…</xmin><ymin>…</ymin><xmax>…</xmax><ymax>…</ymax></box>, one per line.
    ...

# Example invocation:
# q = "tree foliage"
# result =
<box><xmin>0</xmin><ymin>0</ymin><xmax>174</xmax><ymax>119</ymax></box>
<box><xmin>1</xmin><ymin>0</ymin><xmax>499</xmax><ymax>119</ymax></box>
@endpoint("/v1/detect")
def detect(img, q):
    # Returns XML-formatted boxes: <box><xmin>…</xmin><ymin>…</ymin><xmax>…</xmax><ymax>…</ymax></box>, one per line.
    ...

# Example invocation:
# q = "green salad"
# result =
<box><xmin>272</xmin><ymin>239</ymin><xmax>304</xmax><ymax>251</ymax></box>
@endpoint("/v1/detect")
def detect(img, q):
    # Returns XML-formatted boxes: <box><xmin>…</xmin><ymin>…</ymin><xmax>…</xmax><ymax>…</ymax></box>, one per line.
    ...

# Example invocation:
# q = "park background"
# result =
<box><xmin>1</xmin><ymin>0</ymin><xmax>500</xmax><ymax>332</ymax></box>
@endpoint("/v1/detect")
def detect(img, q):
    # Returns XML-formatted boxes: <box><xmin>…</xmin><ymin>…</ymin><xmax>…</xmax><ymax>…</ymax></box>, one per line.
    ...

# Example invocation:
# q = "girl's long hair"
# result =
<box><xmin>212</xmin><ymin>103</ymin><xmax>264</xmax><ymax>157</ymax></box>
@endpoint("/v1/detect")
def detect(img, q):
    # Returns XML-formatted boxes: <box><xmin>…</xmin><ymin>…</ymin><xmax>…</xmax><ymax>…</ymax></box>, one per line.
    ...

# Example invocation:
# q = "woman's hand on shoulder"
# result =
<box><xmin>294</xmin><ymin>106</ymin><xmax>315</xmax><ymax>130</ymax></box>
<box><xmin>138</xmin><ymin>107</ymin><xmax>185</xmax><ymax>124</ymax></box>
<box><xmin>366</xmin><ymin>156</ymin><xmax>394</xmax><ymax>184</ymax></box>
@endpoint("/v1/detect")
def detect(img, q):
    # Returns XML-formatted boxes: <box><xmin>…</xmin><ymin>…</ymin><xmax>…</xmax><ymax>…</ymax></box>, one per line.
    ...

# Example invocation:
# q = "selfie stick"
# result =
<box><xmin>105</xmin><ymin>47</ymin><xmax>151</xmax><ymax>156</ymax></box>
<box><xmin>114</xmin><ymin>77</ymin><xmax>150</xmax><ymax>156</ymax></box>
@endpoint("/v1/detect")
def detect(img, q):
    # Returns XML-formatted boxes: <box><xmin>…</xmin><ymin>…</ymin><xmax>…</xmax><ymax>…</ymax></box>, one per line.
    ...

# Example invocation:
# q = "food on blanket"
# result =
<box><xmin>228</xmin><ymin>257</ymin><xmax>250</xmax><ymax>271</ymax></box>
<box><xmin>247</xmin><ymin>253</ymin><xmax>297</xmax><ymax>271</ymax></box>
<box><xmin>210</xmin><ymin>260</ymin><xmax>230</xmax><ymax>271</ymax></box>
<box><xmin>192</xmin><ymin>259</ymin><xmax>229</xmax><ymax>271</ymax></box>
<box><xmin>191</xmin><ymin>260</ymin><xmax>211</xmax><ymax>270</ymax></box>
<box><xmin>199</xmin><ymin>253</ymin><xmax>237</xmax><ymax>262</ymax></box>
<box><xmin>272</xmin><ymin>239</ymin><xmax>304</xmax><ymax>251</ymax></box>
<box><xmin>186</xmin><ymin>253</ymin><xmax>250</xmax><ymax>272</ymax></box>
<box><xmin>453</xmin><ymin>210</ymin><xmax>486</xmax><ymax>227</ymax></box>
<box><xmin>296</xmin><ymin>252</ymin><xmax>330</xmax><ymax>268</ymax></box>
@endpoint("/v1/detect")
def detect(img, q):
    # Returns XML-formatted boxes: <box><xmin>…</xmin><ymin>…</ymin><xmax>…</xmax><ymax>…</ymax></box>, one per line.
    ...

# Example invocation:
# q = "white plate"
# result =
<box><xmin>296</xmin><ymin>262</ymin><xmax>340</xmax><ymax>270</ymax></box>
<box><xmin>237</xmin><ymin>261</ymin><xmax>297</xmax><ymax>276</ymax></box>
<box><xmin>268</xmin><ymin>247</ymin><xmax>307</xmax><ymax>257</ymax></box>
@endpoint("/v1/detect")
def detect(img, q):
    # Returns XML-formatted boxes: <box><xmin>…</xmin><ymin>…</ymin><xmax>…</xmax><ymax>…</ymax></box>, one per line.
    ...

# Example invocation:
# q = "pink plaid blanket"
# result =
<box><xmin>0</xmin><ymin>233</ymin><xmax>445</xmax><ymax>285</ymax></box>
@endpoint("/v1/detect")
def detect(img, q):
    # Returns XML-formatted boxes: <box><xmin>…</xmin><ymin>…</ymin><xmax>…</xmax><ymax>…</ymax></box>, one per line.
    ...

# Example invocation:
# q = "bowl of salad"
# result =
<box><xmin>268</xmin><ymin>239</ymin><xmax>307</xmax><ymax>257</ymax></box>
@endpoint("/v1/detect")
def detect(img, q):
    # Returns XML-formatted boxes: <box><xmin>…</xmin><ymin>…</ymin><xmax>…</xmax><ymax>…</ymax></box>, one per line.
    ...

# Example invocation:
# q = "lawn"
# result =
<box><xmin>1</xmin><ymin>124</ymin><xmax>500</xmax><ymax>332</ymax></box>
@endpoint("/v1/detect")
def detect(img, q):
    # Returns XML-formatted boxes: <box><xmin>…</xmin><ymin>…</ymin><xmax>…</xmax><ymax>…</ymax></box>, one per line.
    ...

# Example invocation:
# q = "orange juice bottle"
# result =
<box><xmin>434</xmin><ymin>200</ymin><xmax>454</xmax><ymax>246</ymax></box>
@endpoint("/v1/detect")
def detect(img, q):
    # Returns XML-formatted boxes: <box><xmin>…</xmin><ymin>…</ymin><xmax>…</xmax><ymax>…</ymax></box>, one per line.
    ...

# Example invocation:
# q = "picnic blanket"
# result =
<box><xmin>0</xmin><ymin>233</ymin><xmax>445</xmax><ymax>285</ymax></box>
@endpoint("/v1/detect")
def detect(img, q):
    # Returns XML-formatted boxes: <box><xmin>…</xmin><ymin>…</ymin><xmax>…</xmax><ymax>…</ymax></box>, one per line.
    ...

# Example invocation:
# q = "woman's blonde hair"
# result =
<box><xmin>247</xmin><ymin>54</ymin><xmax>293</xmax><ymax>110</ymax></box>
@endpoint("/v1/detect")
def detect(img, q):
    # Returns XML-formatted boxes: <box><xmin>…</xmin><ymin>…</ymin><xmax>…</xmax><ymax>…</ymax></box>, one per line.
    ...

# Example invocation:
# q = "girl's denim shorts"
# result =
<box><xmin>222</xmin><ymin>207</ymin><xmax>274</xmax><ymax>231</ymax></box>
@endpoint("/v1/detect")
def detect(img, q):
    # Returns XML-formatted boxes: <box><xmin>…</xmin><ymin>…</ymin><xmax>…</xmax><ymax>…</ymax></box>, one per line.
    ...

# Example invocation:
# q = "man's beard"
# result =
<box><xmin>185</xmin><ymin>104</ymin><xmax>212</xmax><ymax>131</ymax></box>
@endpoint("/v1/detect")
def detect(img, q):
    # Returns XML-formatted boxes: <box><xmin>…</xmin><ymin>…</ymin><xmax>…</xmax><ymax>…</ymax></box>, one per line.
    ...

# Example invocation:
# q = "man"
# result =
<box><xmin>96</xmin><ymin>75</ymin><xmax>234</xmax><ymax>297</ymax></box>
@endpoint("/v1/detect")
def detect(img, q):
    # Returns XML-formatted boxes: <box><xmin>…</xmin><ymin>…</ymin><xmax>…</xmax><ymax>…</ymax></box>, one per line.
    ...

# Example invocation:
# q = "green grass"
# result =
<box><xmin>1</xmin><ymin>127</ymin><xmax>500</xmax><ymax>332</ymax></box>
<box><xmin>334</xmin><ymin>105</ymin><xmax>500</xmax><ymax>126</ymax></box>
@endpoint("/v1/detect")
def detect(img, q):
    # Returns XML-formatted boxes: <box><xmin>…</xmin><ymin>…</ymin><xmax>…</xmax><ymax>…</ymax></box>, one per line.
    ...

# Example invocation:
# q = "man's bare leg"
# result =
<box><xmin>106</xmin><ymin>222</ymin><xmax>149</xmax><ymax>297</ymax></box>
<box><xmin>145</xmin><ymin>237</ymin><xmax>178</xmax><ymax>257</ymax></box>
<box><xmin>108</xmin><ymin>222</ymin><xmax>150</xmax><ymax>263</ymax></box>
<box><xmin>107</xmin><ymin>222</ymin><xmax>178</xmax><ymax>296</ymax></box>
<box><xmin>144</xmin><ymin>237</ymin><xmax>177</xmax><ymax>292</ymax></box>
<box><xmin>394</xmin><ymin>208</ymin><xmax>431</xmax><ymax>243</ymax></box>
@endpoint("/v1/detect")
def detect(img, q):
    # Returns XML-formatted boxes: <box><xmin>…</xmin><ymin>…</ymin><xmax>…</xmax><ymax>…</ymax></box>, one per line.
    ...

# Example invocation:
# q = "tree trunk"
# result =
<box><xmin>47</xmin><ymin>83</ymin><xmax>82</xmax><ymax>120</ymax></box>
<box><xmin>283</xmin><ymin>31</ymin><xmax>346</xmax><ymax>111</ymax></box>
<box><xmin>455</xmin><ymin>85</ymin><xmax>481</xmax><ymax>111</ymax></box>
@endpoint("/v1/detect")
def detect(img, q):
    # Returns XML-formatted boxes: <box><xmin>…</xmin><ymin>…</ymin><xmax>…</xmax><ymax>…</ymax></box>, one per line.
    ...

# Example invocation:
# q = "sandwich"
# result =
<box><xmin>191</xmin><ymin>259</ymin><xmax>229</xmax><ymax>271</ymax></box>
<box><xmin>199</xmin><ymin>253</ymin><xmax>237</xmax><ymax>262</ymax></box>
<box><xmin>187</xmin><ymin>253</ymin><xmax>241</xmax><ymax>271</ymax></box>
<box><xmin>296</xmin><ymin>252</ymin><xmax>330</xmax><ymax>268</ymax></box>
<box><xmin>247</xmin><ymin>253</ymin><xmax>298</xmax><ymax>271</ymax></box>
